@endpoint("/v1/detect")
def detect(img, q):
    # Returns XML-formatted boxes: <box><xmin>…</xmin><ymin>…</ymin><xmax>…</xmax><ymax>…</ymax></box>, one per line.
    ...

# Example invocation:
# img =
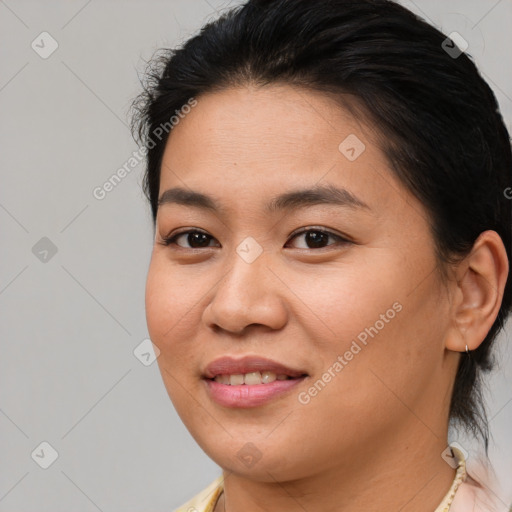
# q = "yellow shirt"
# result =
<box><xmin>173</xmin><ymin>446</ymin><xmax>508</xmax><ymax>512</ymax></box>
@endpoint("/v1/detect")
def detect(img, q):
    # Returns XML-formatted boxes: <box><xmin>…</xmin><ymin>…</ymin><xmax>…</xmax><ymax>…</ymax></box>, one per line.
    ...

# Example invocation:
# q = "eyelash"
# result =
<box><xmin>158</xmin><ymin>227</ymin><xmax>351</xmax><ymax>251</ymax></box>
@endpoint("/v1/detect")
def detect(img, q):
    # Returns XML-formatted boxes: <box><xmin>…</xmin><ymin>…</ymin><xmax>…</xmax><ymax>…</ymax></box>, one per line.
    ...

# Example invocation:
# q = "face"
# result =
<box><xmin>145</xmin><ymin>84</ymin><xmax>458</xmax><ymax>481</ymax></box>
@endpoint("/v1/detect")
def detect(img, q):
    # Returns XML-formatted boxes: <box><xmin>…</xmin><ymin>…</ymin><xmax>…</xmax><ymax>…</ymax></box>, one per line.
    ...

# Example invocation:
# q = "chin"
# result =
<box><xmin>194</xmin><ymin>433</ymin><xmax>315</xmax><ymax>482</ymax></box>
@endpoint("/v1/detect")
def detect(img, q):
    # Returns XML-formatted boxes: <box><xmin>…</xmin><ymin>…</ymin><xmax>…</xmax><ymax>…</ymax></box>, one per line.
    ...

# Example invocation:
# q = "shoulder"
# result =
<box><xmin>172</xmin><ymin>476</ymin><xmax>224</xmax><ymax>512</ymax></box>
<box><xmin>436</xmin><ymin>446</ymin><xmax>510</xmax><ymax>512</ymax></box>
<box><xmin>450</xmin><ymin>478</ymin><xmax>510</xmax><ymax>512</ymax></box>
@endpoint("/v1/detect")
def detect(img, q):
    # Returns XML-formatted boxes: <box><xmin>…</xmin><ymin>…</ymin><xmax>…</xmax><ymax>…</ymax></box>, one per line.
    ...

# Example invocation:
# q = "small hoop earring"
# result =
<box><xmin>465</xmin><ymin>344</ymin><xmax>470</xmax><ymax>355</ymax></box>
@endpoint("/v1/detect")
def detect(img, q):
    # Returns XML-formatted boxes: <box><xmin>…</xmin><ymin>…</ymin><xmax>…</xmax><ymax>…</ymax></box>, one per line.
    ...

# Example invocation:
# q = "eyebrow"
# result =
<box><xmin>157</xmin><ymin>183</ymin><xmax>370</xmax><ymax>213</ymax></box>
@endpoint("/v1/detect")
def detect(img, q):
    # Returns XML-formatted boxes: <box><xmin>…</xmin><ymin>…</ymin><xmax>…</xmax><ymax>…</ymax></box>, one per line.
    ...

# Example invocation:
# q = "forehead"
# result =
<box><xmin>158</xmin><ymin>84</ymin><xmax>413</xmax><ymax>218</ymax></box>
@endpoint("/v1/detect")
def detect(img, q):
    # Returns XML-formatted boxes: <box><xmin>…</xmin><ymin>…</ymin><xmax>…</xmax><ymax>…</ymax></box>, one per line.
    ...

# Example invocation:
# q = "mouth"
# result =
<box><xmin>203</xmin><ymin>355</ymin><xmax>307</xmax><ymax>381</ymax></box>
<box><xmin>202</xmin><ymin>355</ymin><xmax>308</xmax><ymax>408</ymax></box>
<box><xmin>208</xmin><ymin>371</ymin><xmax>298</xmax><ymax>385</ymax></box>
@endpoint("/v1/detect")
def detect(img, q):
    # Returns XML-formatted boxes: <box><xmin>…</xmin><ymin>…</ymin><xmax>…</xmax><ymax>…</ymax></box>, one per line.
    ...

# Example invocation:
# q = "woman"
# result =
<box><xmin>130</xmin><ymin>0</ymin><xmax>512</xmax><ymax>510</ymax></box>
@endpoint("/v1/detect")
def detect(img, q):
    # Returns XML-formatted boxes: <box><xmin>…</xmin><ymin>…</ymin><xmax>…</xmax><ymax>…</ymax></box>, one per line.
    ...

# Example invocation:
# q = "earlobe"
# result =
<box><xmin>445</xmin><ymin>230</ymin><xmax>509</xmax><ymax>353</ymax></box>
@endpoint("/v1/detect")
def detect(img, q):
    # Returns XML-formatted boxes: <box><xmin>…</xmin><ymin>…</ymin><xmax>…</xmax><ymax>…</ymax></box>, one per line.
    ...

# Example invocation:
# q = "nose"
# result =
<box><xmin>202</xmin><ymin>248</ymin><xmax>288</xmax><ymax>335</ymax></box>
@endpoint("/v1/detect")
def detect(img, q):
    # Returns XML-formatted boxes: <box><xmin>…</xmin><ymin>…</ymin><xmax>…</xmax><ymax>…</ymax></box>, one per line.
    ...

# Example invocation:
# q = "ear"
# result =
<box><xmin>445</xmin><ymin>230</ymin><xmax>509</xmax><ymax>353</ymax></box>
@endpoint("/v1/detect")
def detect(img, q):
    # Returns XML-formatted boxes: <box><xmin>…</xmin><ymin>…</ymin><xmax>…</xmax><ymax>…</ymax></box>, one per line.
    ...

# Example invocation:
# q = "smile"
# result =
<box><xmin>203</xmin><ymin>355</ymin><xmax>308</xmax><ymax>407</ymax></box>
<box><xmin>212</xmin><ymin>371</ymin><xmax>293</xmax><ymax>385</ymax></box>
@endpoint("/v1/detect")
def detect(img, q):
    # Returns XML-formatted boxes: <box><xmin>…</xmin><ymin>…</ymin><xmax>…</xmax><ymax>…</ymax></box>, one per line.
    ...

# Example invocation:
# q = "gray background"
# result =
<box><xmin>0</xmin><ymin>0</ymin><xmax>511</xmax><ymax>510</ymax></box>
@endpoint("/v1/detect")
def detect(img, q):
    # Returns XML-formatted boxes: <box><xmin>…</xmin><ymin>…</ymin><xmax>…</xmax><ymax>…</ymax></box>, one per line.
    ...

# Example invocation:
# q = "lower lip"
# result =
<box><xmin>204</xmin><ymin>377</ymin><xmax>306</xmax><ymax>408</ymax></box>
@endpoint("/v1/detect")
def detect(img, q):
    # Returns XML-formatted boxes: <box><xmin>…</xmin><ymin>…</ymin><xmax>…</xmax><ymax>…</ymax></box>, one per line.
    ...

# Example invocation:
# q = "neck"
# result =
<box><xmin>215</xmin><ymin>422</ymin><xmax>456</xmax><ymax>512</ymax></box>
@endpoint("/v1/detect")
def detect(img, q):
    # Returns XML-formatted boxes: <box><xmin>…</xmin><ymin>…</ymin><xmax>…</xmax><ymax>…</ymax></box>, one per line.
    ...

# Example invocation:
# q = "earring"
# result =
<box><xmin>465</xmin><ymin>344</ymin><xmax>470</xmax><ymax>355</ymax></box>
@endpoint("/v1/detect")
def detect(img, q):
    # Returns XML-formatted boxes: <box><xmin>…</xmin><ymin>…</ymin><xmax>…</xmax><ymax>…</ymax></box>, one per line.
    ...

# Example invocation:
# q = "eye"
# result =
<box><xmin>286</xmin><ymin>227</ymin><xmax>350</xmax><ymax>250</ymax></box>
<box><xmin>158</xmin><ymin>227</ymin><xmax>351</xmax><ymax>251</ymax></box>
<box><xmin>159</xmin><ymin>229</ymin><xmax>220</xmax><ymax>249</ymax></box>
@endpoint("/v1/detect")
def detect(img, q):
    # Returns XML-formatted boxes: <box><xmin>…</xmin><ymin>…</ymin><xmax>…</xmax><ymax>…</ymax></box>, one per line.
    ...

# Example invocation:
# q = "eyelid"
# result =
<box><xmin>288</xmin><ymin>225</ymin><xmax>351</xmax><ymax>241</ymax></box>
<box><xmin>158</xmin><ymin>227</ymin><xmax>220</xmax><ymax>249</ymax></box>
<box><xmin>285</xmin><ymin>226</ymin><xmax>352</xmax><ymax>248</ymax></box>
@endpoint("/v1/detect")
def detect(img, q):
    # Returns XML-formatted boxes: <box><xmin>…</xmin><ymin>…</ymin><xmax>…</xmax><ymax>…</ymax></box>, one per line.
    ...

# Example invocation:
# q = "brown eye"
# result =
<box><xmin>160</xmin><ymin>230</ymin><xmax>219</xmax><ymax>249</ymax></box>
<box><xmin>287</xmin><ymin>228</ymin><xmax>349</xmax><ymax>250</ymax></box>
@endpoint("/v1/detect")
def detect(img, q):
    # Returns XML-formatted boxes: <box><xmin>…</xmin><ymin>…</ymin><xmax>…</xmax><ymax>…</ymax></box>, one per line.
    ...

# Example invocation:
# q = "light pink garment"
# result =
<box><xmin>442</xmin><ymin>446</ymin><xmax>511</xmax><ymax>512</ymax></box>
<box><xmin>450</xmin><ymin>480</ymin><xmax>507</xmax><ymax>512</ymax></box>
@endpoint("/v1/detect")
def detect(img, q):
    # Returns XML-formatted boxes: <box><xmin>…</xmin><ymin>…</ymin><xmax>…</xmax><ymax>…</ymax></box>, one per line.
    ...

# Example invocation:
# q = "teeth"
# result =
<box><xmin>213</xmin><ymin>371</ymin><xmax>293</xmax><ymax>385</ymax></box>
<box><xmin>261</xmin><ymin>371</ymin><xmax>276</xmax><ymax>384</ymax></box>
<box><xmin>215</xmin><ymin>374</ymin><xmax>230</xmax><ymax>385</ymax></box>
<box><xmin>244</xmin><ymin>372</ymin><xmax>262</xmax><ymax>385</ymax></box>
<box><xmin>229</xmin><ymin>374</ymin><xmax>245</xmax><ymax>386</ymax></box>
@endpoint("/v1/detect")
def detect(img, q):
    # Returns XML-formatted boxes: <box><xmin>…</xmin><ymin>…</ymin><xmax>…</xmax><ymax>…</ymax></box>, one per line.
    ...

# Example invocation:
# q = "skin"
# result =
<box><xmin>145</xmin><ymin>84</ymin><xmax>509</xmax><ymax>512</ymax></box>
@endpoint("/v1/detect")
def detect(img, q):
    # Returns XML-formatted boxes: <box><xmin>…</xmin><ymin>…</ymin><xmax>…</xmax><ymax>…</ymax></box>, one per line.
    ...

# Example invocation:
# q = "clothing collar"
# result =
<box><xmin>177</xmin><ymin>445</ymin><xmax>468</xmax><ymax>512</ymax></box>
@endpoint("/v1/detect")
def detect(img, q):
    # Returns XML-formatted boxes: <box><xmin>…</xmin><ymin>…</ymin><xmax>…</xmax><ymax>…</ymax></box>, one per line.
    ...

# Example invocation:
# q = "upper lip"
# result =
<box><xmin>203</xmin><ymin>356</ymin><xmax>307</xmax><ymax>379</ymax></box>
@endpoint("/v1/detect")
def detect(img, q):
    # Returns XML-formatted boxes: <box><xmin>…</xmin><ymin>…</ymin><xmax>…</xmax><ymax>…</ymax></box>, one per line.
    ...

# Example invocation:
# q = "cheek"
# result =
<box><xmin>281</xmin><ymin>256</ymin><xmax>403</xmax><ymax>350</ymax></box>
<box><xmin>146</xmin><ymin>257</ymin><xmax>197</xmax><ymax>338</ymax></box>
<box><xmin>285</xmin><ymin>254</ymin><xmax>441</xmax><ymax>404</ymax></box>
<box><xmin>145</xmin><ymin>260</ymin><xmax>207</xmax><ymax>422</ymax></box>
<box><xmin>144</xmin><ymin>258</ymin><xmax>204</xmax><ymax>378</ymax></box>
<box><xmin>145</xmin><ymin>263</ymin><xmax>173</xmax><ymax>344</ymax></box>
